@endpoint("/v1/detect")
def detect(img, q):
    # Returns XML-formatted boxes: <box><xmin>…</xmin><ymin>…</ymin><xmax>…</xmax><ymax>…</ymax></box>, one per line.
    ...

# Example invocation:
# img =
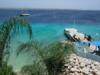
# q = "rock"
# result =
<box><xmin>69</xmin><ymin>73</ymin><xmax>75</xmax><ymax>75</ymax></box>
<box><xmin>93</xmin><ymin>68</ymin><xmax>98</xmax><ymax>72</ymax></box>
<box><xmin>79</xmin><ymin>72</ymin><xmax>84</xmax><ymax>75</ymax></box>
<box><xmin>95</xmin><ymin>71</ymin><xmax>100</xmax><ymax>75</ymax></box>
<box><xmin>64</xmin><ymin>64</ymin><xmax>68</xmax><ymax>68</ymax></box>
<box><xmin>88</xmin><ymin>73</ymin><xmax>94</xmax><ymax>75</ymax></box>
<box><xmin>81</xmin><ymin>68</ymin><xmax>90</xmax><ymax>74</ymax></box>
<box><xmin>68</xmin><ymin>65</ymin><xmax>72</xmax><ymax>69</ymax></box>
<box><xmin>90</xmin><ymin>64</ymin><xmax>95</xmax><ymax>69</ymax></box>
<box><xmin>80</xmin><ymin>63</ymin><xmax>85</xmax><ymax>69</ymax></box>
<box><xmin>70</xmin><ymin>67</ymin><xmax>78</xmax><ymax>72</ymax></box>
<box><xmin>74</xmin><ymin>72</ymin><xmax>79</xmax><ymax>75</ymax></box>
<box><xmin>63</xmin><ymin>53</ymin><xmax>100</xmax><ymax>75</ymax></box>
<box><xmin>94</xmin><ymin>62</ymin><xmax>100</xmax><ymax>66</ymax></box>
<box><xmin>69</xmin><ymin>58</ymin><xmax>74</xmax><ymax>62</ymax></box>
<box><xmin>86</xmin><ymin>64</ymin><xmax>91</xmax><ymax>69</ymax></box>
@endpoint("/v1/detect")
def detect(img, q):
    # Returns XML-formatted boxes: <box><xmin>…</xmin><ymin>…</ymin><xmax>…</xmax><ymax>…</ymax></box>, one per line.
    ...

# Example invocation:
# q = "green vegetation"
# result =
<box><xmin>0</xmin><ymin>16</ymin><xmax>32</xmax><ymax>68</ymax></box>
<box><xmin>0</xmin><ymin>16</ymin><xmax>32</xmax><ymax>75</ymax></box>
<box><xmin>0</xmin><ymin>63</ymin><xmax>16</xmax><ymax>75</ymax></box>
<box><xmin>21</xmin><ymin>61</ymin><xmax>46</xmax><ymax>75</ymax></box>
<box><xmin>17</xmin><ymin>41</ymin><xmax>74</xmax><ymax>75</ymax></box>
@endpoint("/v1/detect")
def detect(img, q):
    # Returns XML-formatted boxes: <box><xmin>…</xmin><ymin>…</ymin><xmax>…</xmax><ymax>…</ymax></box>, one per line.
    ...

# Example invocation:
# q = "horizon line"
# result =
<box><xmin>0</xmin><ymin>8</ymin><xmax>100</xmax><ymax>11</ymax></box>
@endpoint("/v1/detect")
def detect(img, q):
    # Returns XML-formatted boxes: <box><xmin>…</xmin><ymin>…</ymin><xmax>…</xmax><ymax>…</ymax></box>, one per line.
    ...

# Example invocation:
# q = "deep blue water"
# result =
<box><xmin>0</xmin><ymin>9</ymin><xmax>100</xmax><ymax>72</ymax></box>
<box><xmin>0</xmin><ymin>9</ymin><xmax>100</xmax><ymax>24</ymax></box>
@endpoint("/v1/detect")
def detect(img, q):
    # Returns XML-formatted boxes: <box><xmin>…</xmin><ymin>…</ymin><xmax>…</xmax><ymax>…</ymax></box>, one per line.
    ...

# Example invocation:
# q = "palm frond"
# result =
<box><xmin>0</xmin><ymin>16</ymin><xmax>33</xmax><ymax>67</ymax></box>
<box><xmin>16</xmin><ymin>42</ymin><xmax>33</xmax><ymax>55</ymax></box>
<box><xmin>0</xmin><ymin>63</ymin><xmax>16</xmax><ymax>75</ymax></box>
<box><xmin>17</xmin><ymin>41</ymin><xmax>74</xmax><ymax>75</ymax></box>
<box><xmin>16</xmin><ymin>40</ymin><xmax>43</xmax><ymax>56</ymax></box>
<box><xmin>21</xmin><ymin>61</ymin><xmax>47</xmax><ymax>75</ymax></box>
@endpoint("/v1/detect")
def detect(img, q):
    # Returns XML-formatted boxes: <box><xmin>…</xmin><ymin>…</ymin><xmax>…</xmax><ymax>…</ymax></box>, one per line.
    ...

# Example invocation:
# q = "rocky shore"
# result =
<box><xmin>62</xmin><ymin>54</ymin><xmax>100</xmax><ymax>75</ymax></box>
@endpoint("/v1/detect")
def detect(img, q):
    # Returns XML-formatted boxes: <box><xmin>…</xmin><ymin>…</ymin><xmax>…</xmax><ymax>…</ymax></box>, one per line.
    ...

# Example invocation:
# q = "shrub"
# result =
<box><xmin>17</xmin><ymin>41</ymin><xmax>74</xmax><ymax>75</ymax></box>
<box><xmin>0</xmin><ymin>63</ymin><xmax>16</xmax><ymax>75</ymax></box>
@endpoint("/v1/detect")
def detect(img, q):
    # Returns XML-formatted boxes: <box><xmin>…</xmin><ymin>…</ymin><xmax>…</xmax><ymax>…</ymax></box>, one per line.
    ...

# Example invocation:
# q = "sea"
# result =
<box><xmin>0</xmin><ymin>9</ymin><xmax>100</xmax><ymax>72</ymax></box>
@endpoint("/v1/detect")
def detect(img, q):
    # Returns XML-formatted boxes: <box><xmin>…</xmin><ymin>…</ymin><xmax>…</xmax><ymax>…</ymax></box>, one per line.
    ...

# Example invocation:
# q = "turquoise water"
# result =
<box><xmin>8</xmin><ymin>23</ymin><xmax>100</xmax><ymax>72</ymax></box>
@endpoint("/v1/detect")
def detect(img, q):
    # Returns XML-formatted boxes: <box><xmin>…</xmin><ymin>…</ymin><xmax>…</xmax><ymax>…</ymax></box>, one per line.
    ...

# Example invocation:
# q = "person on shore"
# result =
<box><xmin>84</xmin><ymin>34</ymin><xmax>92</xmax><ymax>41</ymax></box>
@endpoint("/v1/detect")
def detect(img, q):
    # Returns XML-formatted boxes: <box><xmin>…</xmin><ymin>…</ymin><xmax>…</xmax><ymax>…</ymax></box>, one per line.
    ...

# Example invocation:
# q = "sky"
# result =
<box><xmin>0</xmin><ymin>0</ymin><xmax>100</xmax><ymax>10</ymax></box>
